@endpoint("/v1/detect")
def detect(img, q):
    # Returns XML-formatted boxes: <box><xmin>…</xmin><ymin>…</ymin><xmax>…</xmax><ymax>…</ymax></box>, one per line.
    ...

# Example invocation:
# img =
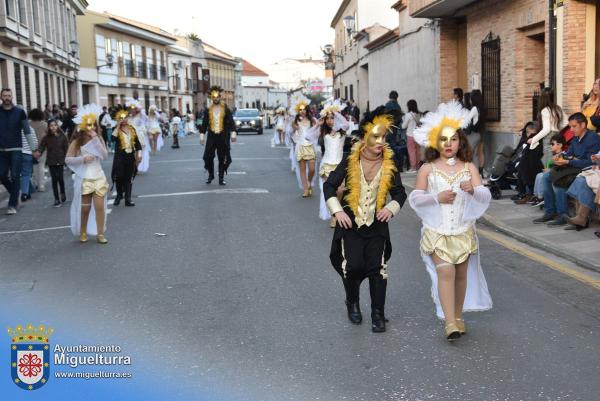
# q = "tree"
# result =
<box><xmin>187</xmin><ymin>33</ymin><xmax>200</xmax><ymax>41</ymax></box>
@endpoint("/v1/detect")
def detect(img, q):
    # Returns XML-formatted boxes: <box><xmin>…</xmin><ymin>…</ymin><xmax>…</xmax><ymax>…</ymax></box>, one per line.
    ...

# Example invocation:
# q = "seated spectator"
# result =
<box><xmin>565</xmin><ymin>153</ymin><xmax>600</xmax><ymax>231</ymax></box>
<box><xmin>515</xmin><ymin>122</ymin><xmax>543</xmax><ymax>204</ymax></box>
<box><xmin>583</xmin><ymin>78</ymin><xmax>600</xmax><ymax>132</ymax></box>
<box><xmin>533</xmin><ymin>112</ymin><xmax>600</xmax><ymax>226</ymax></box>
<box><xmin>532</xmin><ymin>134</ymin><xmax>566</xmax><ymax>207</ymax></box>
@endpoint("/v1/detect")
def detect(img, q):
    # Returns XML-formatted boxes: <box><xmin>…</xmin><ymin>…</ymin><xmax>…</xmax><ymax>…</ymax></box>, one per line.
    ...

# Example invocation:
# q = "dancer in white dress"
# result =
<box><xmin>290</xmin><ymin>95</ymin><xmax>319</xmax><ymax>197</ymax></box>
<box><xmin>128</xmin><ymin>100</ymin><xmax>150</xmax><ymax>173</ymax></box>
<box><xmin>146</xmin><ymin>105</ymin><xmax>164</xmax><ymax>155</ymax></box>
<box><xmin>65</xmin><ymin>104</ymin><xmax>110</xmax><ymax>244</ymax></box>
<box><xmin>317</xmin><ymin>100</ymin><xmax>349</xmax><ymax>226</ymax></box>
<box><xmin>408</xmin><ymin>101</ymin><xmax>492</xmax><ymax>341</ymax></box>
<box><xmin>273</xmin><ymin>107</ymin><xmax>287</xmax><ymax>146</ymax></box>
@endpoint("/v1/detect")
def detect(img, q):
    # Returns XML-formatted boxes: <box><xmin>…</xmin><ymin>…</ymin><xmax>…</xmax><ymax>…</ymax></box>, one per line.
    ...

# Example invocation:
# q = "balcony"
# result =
<box><xmin>118</xmin><ymin>60</ymin><xmax>167</xmax><ymax>87</ymax></box>
<box><xmin>137</xmin><ymin>62</ymin><xmax>148</xmax><ymax>79</ymax></box>
<box><xmin>408</xmin><ymin>0</ymin><xmax>478</xmax><ymax>18</ymax></box>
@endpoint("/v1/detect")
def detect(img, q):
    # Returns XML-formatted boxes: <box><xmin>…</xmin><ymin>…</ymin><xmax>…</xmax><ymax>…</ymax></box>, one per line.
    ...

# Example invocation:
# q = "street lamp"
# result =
<box><xmin>343</xmin><ymin>15</ymin><xmax>356</xmax><ymax>37</ymax></box>
<box><xmin>69</xmin><ymin>40</ymin><xmax>79</xmax><ymax>57</ymax></box>
<box><xmin>97</xmin><ymin>54</ymin><xmax>114</xmax><ymax>70</ymax></box>
<box><xmin>321</xmin><ymin>44</ymin><xmax>342</xmax><ymax>70</ymax></box>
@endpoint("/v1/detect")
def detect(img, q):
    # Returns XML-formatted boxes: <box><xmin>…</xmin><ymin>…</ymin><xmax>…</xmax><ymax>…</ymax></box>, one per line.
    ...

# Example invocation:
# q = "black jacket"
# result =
<box><xmin>199</xmin><ymin>105</ymin><xmax>236</xmax><ymax>137</ymax></box>
<box><xmin>323</xmin><ymin>153</ymin><xmax>407</xmax><ymax>239</ymax></box>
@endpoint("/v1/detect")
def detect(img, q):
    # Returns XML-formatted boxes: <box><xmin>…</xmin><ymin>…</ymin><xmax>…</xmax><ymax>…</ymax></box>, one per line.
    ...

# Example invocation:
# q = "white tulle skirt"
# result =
<box><xmin>138</xmin><ymin>135</ymin><xmax>151</xmax><ymax>173</ymax></box>
<box><xmin>70</xmin><ymin>175</ymin><xmax>108</xmax><ymax>236</ymax></box>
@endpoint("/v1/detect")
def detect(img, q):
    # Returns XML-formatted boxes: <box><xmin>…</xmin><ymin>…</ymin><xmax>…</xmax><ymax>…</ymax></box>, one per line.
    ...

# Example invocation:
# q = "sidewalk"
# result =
<box><xmin>401</xmin><ymin>173</ymin><xmax>600</xmax><ymax>273</ymax></box>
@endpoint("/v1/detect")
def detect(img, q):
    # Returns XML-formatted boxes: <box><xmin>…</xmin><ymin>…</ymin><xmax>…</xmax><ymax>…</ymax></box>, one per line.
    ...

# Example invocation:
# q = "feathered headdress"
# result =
<box><xmin>320</xmin><ymin>99</ymin><xmax>346</xmax><ymax>117</ymax></box>
<box><xmin>289</xmin><ymin>94</ymin><xmax>310</xmax><ymax>116</ymax></box>
<box><xmin>413</xmin><ymin>101</ymin><xmax>470</xmax><ymax>148</ymax></box>
<box><xmin>73</xmin><ymin>104</ymin><xmax>103</xmax><ymax>132</ymax></box>
<box><xmin>126</xmin><ymin>98</ymin><xmax>142</xmax><ymax>112</ymax></box>
<box><xmin>113</xmin><ymin>105</ymin><xmax>129</xmax><ymax>122</ymax></box>
<box><xmin>275</xmin><ymin>106</ymin><xmax>286</xmax><ymax>115</ymax></box>
<box><xmin>358</xmin><ymin>106</ymin><xmax>394</xmax><ymax>139</ymax></box>
<box><xmin>209</xmin><ymin>86</ymin><xmax>223</xmax><ymax>100</ymax></box>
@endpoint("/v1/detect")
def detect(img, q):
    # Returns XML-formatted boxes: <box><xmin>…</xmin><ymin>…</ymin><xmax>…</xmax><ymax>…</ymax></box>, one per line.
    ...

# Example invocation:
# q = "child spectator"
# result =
<box><xmin>531</xmin><ymin>134</ymin><xmax>566</xmax><ymax>207</ymax></box>
<box><xmin>515</xmin><ymin>122</ymin><xmax>543</xmax><ymax>204</ymax></box>
<box><xmin>38</xmin><ymin>119</ymin><xmax>69</xmax><ymax>206</ymax></box>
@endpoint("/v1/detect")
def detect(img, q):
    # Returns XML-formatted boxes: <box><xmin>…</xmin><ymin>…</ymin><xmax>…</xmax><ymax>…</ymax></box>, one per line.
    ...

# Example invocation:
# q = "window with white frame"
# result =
<box><xmin>43</xmin><ymin>0</ymin><xmax>51</xmax><ymax>38</ymax></box>
<box><xmin>5</xmin><ymin>0</ymin><xmax>16</xmax><ymax>19</ymax></box>
<box><xmin>17</xmin><ymin>0</ymin><xmax>27</xmax><ymax>25</ymax></box>
<box><xmin>31</xmin><ymin>0</ymin><xmax>40</xmax><ymax>33</ymax></box>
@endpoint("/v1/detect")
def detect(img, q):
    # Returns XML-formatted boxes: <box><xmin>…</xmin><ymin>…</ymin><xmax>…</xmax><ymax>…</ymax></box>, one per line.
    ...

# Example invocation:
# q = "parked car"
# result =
<box><xmin>233</xmin><ymin>109</ymin><xmax>263</xmax><ymax>135</ymax></box>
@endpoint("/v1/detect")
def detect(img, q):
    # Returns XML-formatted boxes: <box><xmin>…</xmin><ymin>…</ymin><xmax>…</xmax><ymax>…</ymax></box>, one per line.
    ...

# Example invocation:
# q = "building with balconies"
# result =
<box><xmin>202</xmin><ymin>42</ymin><xmax>237</xmax><ymax>109</ymax></box>
<box><xmin>76</xmin><ymin>10</ymin><xmax>175</xmax><ymax>110</ymax></box>
<box><xmin>0</xmin><ymin>0</ymin><xmax>87</xmax><ymax>111</ymax></box>
<box><xmin>167</xmin><ymin>44</ymin><xmax>193</xmax><ymax>114</ymax></box>
<box><xmin>175</xmin><ymin>36</ymin><xmax>209</xmax><ymax>113</ymax></box>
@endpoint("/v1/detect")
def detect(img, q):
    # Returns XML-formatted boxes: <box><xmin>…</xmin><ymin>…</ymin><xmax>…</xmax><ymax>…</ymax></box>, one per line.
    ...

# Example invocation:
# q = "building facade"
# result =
<box><xmin>0</xmin><ymin>0</ymin><xmax>88</xmax><ymax>110</ymax></box>
<box><xmin>77</xmin><ymin>10</ymin><xmax>175</xmax><ymax>110</ymax></box>
<box><xmin>203</xmin><ymin>42</ymin><xmax>237</xmax><ymax>108</ymax></box>
<box><xmin>408</xmin><ymin>0</ymin><xmax>600</xmax><ymax>154</ymax></box>
<box><xmin>167</xmin><ymin>44</ymin><xmax>193</xmax><ymax>113</ymax></box>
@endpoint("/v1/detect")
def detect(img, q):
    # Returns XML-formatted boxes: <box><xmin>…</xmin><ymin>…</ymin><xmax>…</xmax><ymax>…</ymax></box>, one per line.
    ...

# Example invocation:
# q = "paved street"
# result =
<box><xmin>2</xmin><ymin>130</ymin><xmax>600</xmax><ymax>400</ymax></box>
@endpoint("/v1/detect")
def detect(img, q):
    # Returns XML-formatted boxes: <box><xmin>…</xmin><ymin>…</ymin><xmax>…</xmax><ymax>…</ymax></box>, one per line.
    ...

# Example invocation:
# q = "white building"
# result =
<box><xmin>241</xmin><ymin>59</ymin><xmax>289</xmax><ymax>110</ymax></box>
<box><xmin>265</xmin><ymin>58</ymin><xmax>327</xmax><ymax>91</ymax></box>
<box><xmin>167</xmin><ymin>44</ymin><xmax>194</xmax><ymax>113</ymax></box>
<box><xmin>366</xmin><ymin>1</ymin><xmax>439</xmax><ymax>112</ymax></box>
<box><xmin>330</xmin><ymin>0</ymin><xmax>398</xmax><ymax>112</ymax></box>
<box><xmin>0</xmin><ymin>0</ymin><xmax>87</xmax><ymax>109</ymax></box>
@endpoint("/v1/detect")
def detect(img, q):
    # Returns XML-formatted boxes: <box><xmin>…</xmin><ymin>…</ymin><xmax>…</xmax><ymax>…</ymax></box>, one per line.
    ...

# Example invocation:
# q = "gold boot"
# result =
<box><xmin>308</xmin><ymin>186</ymin><xmax>313</xmax><ymax>197</ymax></box>
<box><xmin>302</xmin><ymin>189</ymin><xmax>310</xmax><ymax>198</ymax></box>
<box><xmin>97</xmin><ymin>234</ymin><xmax>108</xmax><ymax>244</ymax></box>
<box><xmin>455</xmin><ymin>318</ymin><xmax>466</xmax><ymax>335</ymax></box>
<box><xmin>445</xmin><ymin>322</ymin><xmax>461</xmax><ymax>341</ymax></box>
<box><xmin>79</xmin><ymin>233</ymin><xmax>88</xmax><ymax>243</ymax></box>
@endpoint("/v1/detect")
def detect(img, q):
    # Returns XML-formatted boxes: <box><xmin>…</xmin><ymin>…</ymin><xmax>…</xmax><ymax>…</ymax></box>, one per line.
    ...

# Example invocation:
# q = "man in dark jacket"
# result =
<box><xmin>0</xmin><ymin>88</ymin><xmax>39</xmax><ymax>214</ymax></box>
<box><xmin>200</xmin><ymin>86</ymin><xmax>236</xmax><ymax>185</ymax></box>
<box><xmin>324</xmin><ymin>107</ymin><xmax>407</xmax><ymax>333</ymax></box>
<box><xmin>62</xmin><ymin>104</ymin><xmax>78</xmax><ymax>141</ymax></box>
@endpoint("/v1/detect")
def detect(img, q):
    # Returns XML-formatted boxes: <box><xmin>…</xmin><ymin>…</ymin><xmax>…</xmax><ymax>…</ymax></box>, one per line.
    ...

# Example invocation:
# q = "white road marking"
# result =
<box><xmin>226</xmin><ymin>171</ymin><xmax>247</xmax><ymax>175</ymax></box>
<box><xmin>152</xmin><ymin>157</ymin><xmax>283</xmax><ymax>164</ymax></box>
<box><xmin>138</xmin><ymin>188</ymin><xmax>269</xmax><ymax>198</ymax></box>
<box><xmin>0</xmin><ymin>225</ymin><xmax>70</xmax><ymax>235</ymax></box>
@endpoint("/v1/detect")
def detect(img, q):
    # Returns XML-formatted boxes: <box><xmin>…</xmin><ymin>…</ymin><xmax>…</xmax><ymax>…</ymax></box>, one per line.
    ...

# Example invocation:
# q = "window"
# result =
<box><xmin>14</xmin><ymin>62</ymin><xmax>23</xmax><ymax>106</ymax></box>
<box><xmin>17</xmin><ymin>0</ymin><xmax>26</xmax><ymax>25</ymax></box>
<box><xmin>34</xmin><ymin>69</ymin><xmax>40</xmax><ymax>108</ymax></box>
<box><xmin>44</xmin><ymin>0</ymin><xmax>51</xmax><ymax>38</ymax></box>
<box><xmin>32</xmin><ymin>0</ymin><xmax>40</xmax><ymax>33</ymax></box>
<box><xmin>5</xmin><ymin>0</ymin><xmax>15</xmax><ymax>19</ymax></box>
<box><xmin>24</xmin><ymin>66</ymin><xmax>31</xmax><ymax>111</ymax></box>
<box><xmin>481</xmin><ymin>32</ymin><xmax>501</xmax><ymax>122</ymax></box>
<box><xmin>44</xmin><ymin>72</ymin><xmax>49</xmax><ymax>105</ymax></box>
<box><xmin>105</xmin><ymin>38</ymin><xmax>111</xmax><ymax>55</ymax></box>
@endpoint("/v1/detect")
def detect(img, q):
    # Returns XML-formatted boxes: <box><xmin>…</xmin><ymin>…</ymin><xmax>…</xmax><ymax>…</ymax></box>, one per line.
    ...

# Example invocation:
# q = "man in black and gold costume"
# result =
<box><xmin>111</xmin><ymin>107</ymin><xmax>142</xmax><ymax>206</ymax></box>
<box><xmin>200</xmin><ymin>86</ymin><xmax>237</xmax><ymax>185</ymax></box>
<box><xmin>324</xmin><ymin>107</ymin><xmax>407</xmax><ymax>333</ymax></box>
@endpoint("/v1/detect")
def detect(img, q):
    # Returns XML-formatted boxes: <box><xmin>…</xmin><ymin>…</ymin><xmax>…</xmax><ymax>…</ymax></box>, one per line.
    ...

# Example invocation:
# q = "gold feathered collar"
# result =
<box><xmin>344</xmin><ymin>142</ymin><xmax>397</xmax><ymax>216</ymax></box>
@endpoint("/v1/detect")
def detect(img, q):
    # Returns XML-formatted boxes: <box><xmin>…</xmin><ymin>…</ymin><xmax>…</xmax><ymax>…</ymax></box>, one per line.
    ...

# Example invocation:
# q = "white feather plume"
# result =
<box><xmin>73</xmin><ymin>104</ymin><xmax>103</xmax><ymax>125</ymax></box>
<box><xmin>412</xmin><ymin>101</ymin><xmax>471</xmax><ymax>148</ymax></box>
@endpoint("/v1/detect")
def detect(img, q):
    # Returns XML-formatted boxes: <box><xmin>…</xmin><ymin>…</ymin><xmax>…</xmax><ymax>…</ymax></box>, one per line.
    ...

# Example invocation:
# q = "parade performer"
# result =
<box><xmin>318</xmin><ymin>99</ymin><xmax>349</xmax><ymax>227</ymax></box>
<box><xmin>200</xmin><ymin>86</ymin><xmax>237</xmax><ymax>185</ymax></box>
<box><xmin>324</xmin><ymin>107</ymin><xmax>407</xmax><ymax>333</ymax></box>
<box><xmin>128</xmin><ymin>100</ymin><xmax>150</xmax><ymax>173</ymax></box>
<box><xmin>65</xmin><ymin>104</ymin><xmax>109</xmax><ymax>244</ymax></box>
<box><xmin>408</xmin><ymin>101</ymin><xmax>492</xmax><ymax>341</ymax></box>
<box><xmin>290</xmin><ymin>95</ymin><xmax>319</xmax><ymax>197</ymax></box>
<box><xmin>273</xmin><ymin>107</ymin><xmax>287</xmax><ymax>146</ymax></box>
<box><xmin>111</xmin><ymin>106</ymin><xmax>142</xmax><ymax>207</ymax></box>
<box><xmin>147</xmin><ymin>105</ymin><xmax>164</xmax><ymax>155</ymax></box>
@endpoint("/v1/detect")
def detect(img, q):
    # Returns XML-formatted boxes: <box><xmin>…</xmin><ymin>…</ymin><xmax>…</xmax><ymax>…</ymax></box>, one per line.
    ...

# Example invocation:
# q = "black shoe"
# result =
<box><xmin>547</xmin><ymin>215</ymin><xmax>568</xmax><ymax>226</ymax></box>
<box><xmin>533</xmin><ymin>213</ymin><xmax>557</xmax><ymax>224</ymax></box>
<box><xmin>371</xmin><ymin>310</ymin><xmax>386</xmax><ymax>333</ymax></box>
<box><xmin>206</xmin><ymin>175</ymin><xmax>214</xmax><ymax>184</ymax></box>
<box><xmin>53</xmin><ymin>200</ymin><xmax>61</xmax><ymax>207</ymax></box>
<box><xmin>125</xmin><ymin>199</ymin><xmax>135</xmax><ymax>207</ymax></box>
<box><xmin>21</xmin><ymin>194</ymin><xmax>30</xmax><ymax>202</ymax></box>
<box><xmin>219</xmin><ymin>179</ymin><xmax>226</xmax><ymax>186</ymax></box>
<box><xmin>113</xmin><ymin>194</ymin><xmax>122</xmax><ymax>206</ymax></box>
<box><xmin>345</xmin><ymin>301</ymin><xmax>362</xmax><ymax>325</ymax></box>
<box><xmin>510</xmin><ymin>193</ymin><xmax>525</xmax><ymax>201</ymax></box>
<box><xmin>60</xmin><ymin>193</ymin><xmax>67</xmax><ymax>203</ymax></box>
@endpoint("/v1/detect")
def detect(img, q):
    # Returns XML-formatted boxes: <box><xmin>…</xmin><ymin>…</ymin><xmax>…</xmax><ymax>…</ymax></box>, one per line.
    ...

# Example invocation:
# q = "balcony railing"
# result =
<box><xmin>123</xmin><ymin>60</ymin><xmax>135</xmax><ymax>78</ymax></box>
<box><xmin>137</xmin><ymin>62</ymin><xmax>148</xmax><ymax>79</ymax></box>
<box><xmin>149</xmin><ymin>64</ymin><xmax>158</xmax><ymax>80</ymax></box>
<box><xmin>159</xmin><ymin>66</ymin><xmax>167</xmax><ymax>81</ymax></box>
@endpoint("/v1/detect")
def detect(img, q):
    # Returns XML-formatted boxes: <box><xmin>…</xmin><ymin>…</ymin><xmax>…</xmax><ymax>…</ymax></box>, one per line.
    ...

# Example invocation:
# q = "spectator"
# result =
<box><xmin>402</xmin><ymin>99</ymin><xmax>422</xmax><ymax>171</ymax></box>
<box><xmin>51</xmin><ymin>104</ymin><xmax>62</xmax><ymax>120</ymax></box>
<box><xmin>0</xmin><ymin>88</ymin><xmax>38</xmax><ymax>215</ymax></box>
<box><xmin>38</xmin><ymin>119</ymin><xmax>68</xmax><ymax>206</ymax></box>
<box><xmin>99</xmin><ymin>106</ymin><xmax>109</xmax><ymax>144</ymax></box>
<box><xmin>29</xmin><ymin>108</ymin><xmax>48</xmax><ymax>192</ymax></box>
<box><xmin>43</xmin><ymin>103</ymin><xmax>52</xmax><ymax>120</ymax></box>
<box><xmin>583</xmin><ymin>78</ymin><xmax>600</xmax><ymax>132</ymax></box>
<box><xmin>170</xmin><ymin>109</ymin><xmax>181</xmax><ymax>149</ymax></box>
<box><xmin>62</xmin><ymin>104</ymin><xmax>78</xmax><ymax>141</ymax></box>
<box><xmin>532</xmin><ymin>134</ymin><xmax>566</xmax><ymax>207</ymax></box>
<box><xmin>514</xmin><ymin>122</ymin><xmax>543</xmax><ymax>204</ymax></box>
<box><xmin>101</xmin><ymin>108</ymin><xmax>116</xmax><ymax>153</ymax></box>
<box><xmin>533</xmin><ymin>112</ymin><xmax>600</xmax><ymax>226</ymax></box>
<box><xmin>529</xmin><ymin>87</ymin><xmax>564</xmax><ymax>165</ymax></box>
<box><xmin>347</xmin><ymin>99</ymin><xmax>360</xmax><ymax>123</ymax></box>
<box><xmin>453</xmin><ymin>88</ymin><xmax>464</xmax><ymax>105</ymax></box>
<box><xmin>565</xmin><ymin>154</ymin><xmax>599</xmax><ymax>231</ymax></box>
<box><xmin>20</xmin><ymin>127</ymin><xmax>35</xmax><ymax>202</ymax></box>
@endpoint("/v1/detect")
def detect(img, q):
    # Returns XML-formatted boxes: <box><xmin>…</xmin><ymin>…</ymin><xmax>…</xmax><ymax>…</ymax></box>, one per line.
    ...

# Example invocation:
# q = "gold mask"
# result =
<box><xmin>83</xmin><ymin>116</ymin><xmax>95</xmax><ymax>132</ymax></box>
<box><xmin>115</xmin><ymin>110</ymin><xmax>129</xmax><ymax>122</ymax></box>
<box><xmin>363</xmin><ymin>115</ymin><xmax>393</xmax><ymax>148</ymax></box>
<box><xmin>437</xmin><ymin>126</ymin><xmax>458</xmax><ymax>151</ymax></box>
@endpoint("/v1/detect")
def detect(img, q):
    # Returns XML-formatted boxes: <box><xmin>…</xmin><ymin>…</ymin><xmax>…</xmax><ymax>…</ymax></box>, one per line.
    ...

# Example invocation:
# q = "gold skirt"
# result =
<box><xmin>81</xmin><ymin>177</ymin><xmax>109</xmax><ymax>197</ymax></box>
<box><xmin>319</xmin><ymin>163</ymin><xmax>338</xmax><ymax>179</ymax></box>
<box><xmin>421</xmin><ymin>227</ymin><xmax>477</xmax><ymax>265</ymax></box>
<box><xmin>296</xmin><ymin>144</ymin><xmax>316</xmax><ymax>161</ymax></box>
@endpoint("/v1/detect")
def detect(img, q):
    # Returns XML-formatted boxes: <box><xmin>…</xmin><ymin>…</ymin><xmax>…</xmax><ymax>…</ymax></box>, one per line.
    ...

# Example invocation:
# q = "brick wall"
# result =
<box><xmin>561</xmin><ymin>0</ymin><xmax>589</xmax><ymax>117</ymax></box>
<box><xmin>437</xmin><ymin>19</ymin><xmax>459</xmax><ymax>104</ymax></box>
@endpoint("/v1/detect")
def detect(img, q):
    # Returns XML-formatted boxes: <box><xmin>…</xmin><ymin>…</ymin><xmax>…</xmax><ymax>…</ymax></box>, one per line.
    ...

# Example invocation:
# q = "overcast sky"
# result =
<box><xmin>87</xmin><ymin>0</ymin><xmax>339</xmax><ymax>70</ymax></box>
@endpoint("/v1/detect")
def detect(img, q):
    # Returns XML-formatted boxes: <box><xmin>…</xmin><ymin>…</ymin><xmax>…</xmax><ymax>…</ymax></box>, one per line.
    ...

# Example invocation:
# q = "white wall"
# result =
<box><xmin>242</xmin><ymin>87</ymin><xmax>269</xmax><ymax>109</ymax></box>
<box><xmin>242</xmin><ymin>75</ymin><xmax>270</xmax><ymax>86</ymax></box>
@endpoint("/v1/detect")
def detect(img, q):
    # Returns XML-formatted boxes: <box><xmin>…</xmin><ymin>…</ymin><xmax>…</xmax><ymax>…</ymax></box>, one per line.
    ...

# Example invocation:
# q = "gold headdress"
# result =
<box><xmin>320</xmin><ymin>99</ymin><xmax>346</xmax><ymax>117</ymax></box>
<box><xmin>362</xmin><ymin>114</ymin><xmax>394</xmax><ymax>141</ymax></box>
<box><xmin>413</xmin><ymin>101</ymin><xmax>470</xmax><ymax>149</ymax></box>
<box><xmin>210</xmin><ymin>86</ymin><xmax>223</xmax><ymax>100</ymax></box>
<box><xmin>114</xmin><ymin>107</ymin><xmax>129</xmax><ymax>122</ymax></box>
<box><xmin>73</xmin><ymin>104</ymin><xmax>102</xmax><ymax>132</ymax></box>
<box><xmin>126</xmin><ymin>98</ymin><xmax>142</xmax><ymax>112</ymax></box>
<box><xmin>290</xmin><ymin>94</ymin><xmax>310</xmax><ymax>116</ymax></box>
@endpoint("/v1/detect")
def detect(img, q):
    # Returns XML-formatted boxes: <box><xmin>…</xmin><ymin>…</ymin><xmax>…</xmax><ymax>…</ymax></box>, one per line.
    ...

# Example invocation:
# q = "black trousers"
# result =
<box><xmin>49</xmin><ymin>165</ymin><xmax>65</xmax><ymax>200</ymax></box>
<box><xmin>203</xmin><ymin>133</ymin><xmax>231</xmax><ymax>178</ymax></box>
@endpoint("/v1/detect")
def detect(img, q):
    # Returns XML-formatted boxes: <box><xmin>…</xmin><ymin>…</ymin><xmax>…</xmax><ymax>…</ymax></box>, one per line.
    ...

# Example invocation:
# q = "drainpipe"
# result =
<box><xmin>549</xmin><ymin>0</ymin><xmax>557</xmax><ymax>89</ymax></box>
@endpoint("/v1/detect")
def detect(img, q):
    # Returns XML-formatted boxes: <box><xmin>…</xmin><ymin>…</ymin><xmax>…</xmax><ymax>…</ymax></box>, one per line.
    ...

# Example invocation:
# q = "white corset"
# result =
<box><xmin>80</xmin><ymin>147</ymin><xmax>104</xmax><ymax>180</ymax></box>
<box><xmin>321</xmin><ymin>132</ymin><xmax>345</xmax><ymax>165</ymax></box>
<box><xmin>294</xmin><ymin>121</ymin><xmax>312</xmax><ymax>146</ymax></box>
<box><xmin>426</xmin><ymin>164</ymin><xmax>472</xmax><ymax>235</ymax></box>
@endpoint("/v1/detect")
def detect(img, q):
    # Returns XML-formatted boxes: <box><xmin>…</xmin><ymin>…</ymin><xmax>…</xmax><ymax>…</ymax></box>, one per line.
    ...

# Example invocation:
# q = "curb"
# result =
<box><xmin>402</xmin><ymin>178</ymin><xmax>600</xmax><ymax>274</ymax></box>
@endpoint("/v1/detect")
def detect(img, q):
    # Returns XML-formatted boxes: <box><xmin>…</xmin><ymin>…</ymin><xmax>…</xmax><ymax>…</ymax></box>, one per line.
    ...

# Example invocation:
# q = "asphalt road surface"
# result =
<box><xmin>1</xmin><ymin>130</ymin><xmax>599</xmax><ymax>400</ymax></box>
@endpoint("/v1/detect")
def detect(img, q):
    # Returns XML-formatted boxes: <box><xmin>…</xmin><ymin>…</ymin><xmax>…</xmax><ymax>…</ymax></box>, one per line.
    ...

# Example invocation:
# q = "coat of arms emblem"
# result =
<box><xmin>8</xmin><ymin>324</ymin><xmax>53</xmax><ymax>390</ymax></box>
